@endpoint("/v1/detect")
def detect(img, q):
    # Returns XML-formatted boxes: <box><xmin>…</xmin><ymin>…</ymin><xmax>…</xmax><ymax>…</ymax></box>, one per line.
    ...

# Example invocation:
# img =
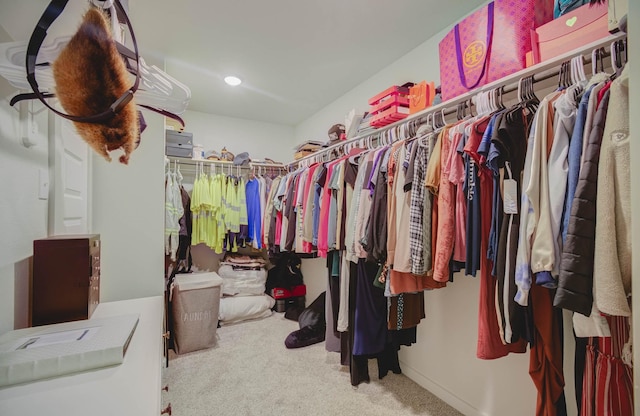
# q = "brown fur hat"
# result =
<box><xmin>52</xmin><ymin>7</ymin><xmax>139</xmax><ymax>164</ymax></box>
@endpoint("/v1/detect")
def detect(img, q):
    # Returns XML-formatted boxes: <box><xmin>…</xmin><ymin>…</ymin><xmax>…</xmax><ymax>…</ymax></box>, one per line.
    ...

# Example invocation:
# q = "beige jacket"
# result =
<box><xmin>594</xmin><ymin>68</ymin><xmax>631</xmax><ymax>317</ymax></box>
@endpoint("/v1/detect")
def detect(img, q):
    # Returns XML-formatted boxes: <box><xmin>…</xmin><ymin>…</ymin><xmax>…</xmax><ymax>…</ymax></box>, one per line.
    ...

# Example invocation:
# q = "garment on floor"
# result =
<box><xmin>285</xmin><ymin>292</ymin><xmax>326</xmax><ymax>349</ymax></box>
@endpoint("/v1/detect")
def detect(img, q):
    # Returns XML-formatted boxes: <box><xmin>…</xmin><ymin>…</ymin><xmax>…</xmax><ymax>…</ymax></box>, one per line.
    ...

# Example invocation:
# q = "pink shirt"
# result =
<box><xmin>433</xmin><ymin>126</ymin><xmax>455</xmax><ymax>282</ymax></box>
<box><xmin>317</xmin><ymin>161</ymin><xmax>337</xmax><ymax>257</ymax></box>
<box><xmin>448</xmin><ymin>126</ymin><xmax>468</xmax><ymax>263</ymax></box>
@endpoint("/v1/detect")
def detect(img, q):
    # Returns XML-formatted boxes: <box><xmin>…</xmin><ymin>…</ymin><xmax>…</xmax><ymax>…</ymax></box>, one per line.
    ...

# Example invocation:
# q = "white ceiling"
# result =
<box><xmin>1</xmin><ymin>0</ymin><xmax>487</xmax><ymax>126</ymax></box>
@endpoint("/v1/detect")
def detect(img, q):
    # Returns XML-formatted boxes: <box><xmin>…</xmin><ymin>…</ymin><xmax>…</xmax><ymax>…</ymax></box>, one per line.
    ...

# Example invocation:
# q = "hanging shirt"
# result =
<box><xmin>294</xmin><ymin>169</ymin><xmax>308</xmax><ymax>253</ymax></box>
<box><xmin>555</xmin><ymin>86</ymin><xmax>612</xmax><ymax>315</ymax></box>
<box><xmin>274</xmin><ymin>173</ymin><xmax>290</xmax><ymax>248</ymax></box>
<box><xmin>463</xmin><ymin>116</ymin><xmax>491</xmax><ymax>277</ymax></box>
<box><xmin>560</xmin><ymin>73</ymin><xmax>607</xmax><ymax>241</ymax></box>
<box><xmin>246</xmin><ymin>177</ymin><xmax>261</xmax><ymax>248</ymax></box>
<box><xmin>409</xmin><ymin>133</ymin><xmax>434</xmax><ymax>275</ymax></box>
<box><xmin>432</xmin><ymin>126</ymin><xmax>455</xmax><ymax>282</ymax></box>
<box><xmin>334</xmin><ymin>159</ymin><xmax>347</xmax><ymax>251</ymax></box>
<box><xmin>211</xmin><ymin>174</ymin><xmax>225</xmax><ymax>253</ymax></box>
<box><xmin>492</xmin><ymin>106</ymin><xmax>533</xmax><ymax>345</ymax></box>
<box><xmin>302</xmin><ymin>164</ymin><xmax>320</xmax><ymax>251</ymax></box>
<box><xmin>476</xmin><ymin>128</ymin><xmax>528</xmax><ymax>359</ymax></box>
<box><xmin>280</xmin><ymin>174</ymin><xmax>296</xmax><ymax>250</ymax></box>
<box><xmin>514</xmin><ymin>109</ymin><xmax>541</xmax><ymax>307</ymax></box>
<box><xmin>448</xmin><ymin>124</ymin><xmax>469</xmax><ymax>264</ymax></box>
<box><xmin>481</xmin><ymin>112</ymin><xmax>504</xmax><ymax>279</ymax></box>
<box><xmin>317</xmin><ymin>163</ymin><xmax>332</xmax><ymax>257</ymax></box>
<box><xmin>345</xmin><ymin>151</ymin><xmax>367</xmax><ymax>259</ymax></box>
<box><xmin>392</xmin><ymin>141</ymin><xmax>413</xmax><ymax>273</ymax></box>
<box><xmin>366</xmin><ymin>147</ymin><xmax>391</xmax><ymax>264</ymax></box>
<box><xmin>263</xmin><ymin>175</ymin><xmax>280</xmax><ymax>249</ymax></box>
<box><xmin>312</xmin><ymin>166</ymin><xmax>326</xmax><ymax>247</ymax></box>
<box><xmin>165</xmin><ymin>170</ymin><xmax>183</xmax><ymax>261</ymax></box>
<box><xmin>594</xmin><ymin>68</ymin><xmax>631</xmax><ymax>317</ymax></box>
<box><xmin>386</xmin><ymin>143</ymin><xmax>404</xmax><ymax>267</ymax></box>
<box><xmin>528</xmin><ymin>92</ymin><xmax>563</xmax><ymax>288</ymax></box>
<box><xmin>354</xmin><ymin>151</ymin><xmax>377</xmax><ymax>258</ymax></box>
<box><xmin>258</xmin><ymin>176</ymin><xmax>267</xmax><ymax>241</ymax></box>
<box><xmin>282</xmin><ymin>173</ymin><xmax>297</xmax><ymax>251</ymax></box>
<box><xmin>561</xmin><ymin>85</ymin><xmax>594</xmax><ymax>243</ymax></box>
<box><xmin>328</xmin><ymin>160</ymin><xmax>343</xmax><ymax>251</ymax></box>
<box><xmin>580</xmin><ymin>81</ymin><xmax>607</xmax><ymax>167</ymax></box>
<box><xmin>389</xmin><ymin>139</ymin><xmax>446</xmax><ymax>294</ymax></box>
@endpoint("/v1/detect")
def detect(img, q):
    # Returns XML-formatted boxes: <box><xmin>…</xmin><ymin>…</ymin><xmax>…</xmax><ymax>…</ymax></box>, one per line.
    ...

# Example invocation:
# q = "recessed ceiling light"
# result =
<box><xmin>224</xmin><ymin>76</ymin><xmax>242</xmax><ymax>86</ymax></box>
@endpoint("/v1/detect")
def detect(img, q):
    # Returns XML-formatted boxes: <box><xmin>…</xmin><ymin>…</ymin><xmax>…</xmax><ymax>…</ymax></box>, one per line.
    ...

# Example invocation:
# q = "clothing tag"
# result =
<box><xmin>503</xmin><ymin>179</ymin><xmax>518</xmax><ymax>214</ymax></box>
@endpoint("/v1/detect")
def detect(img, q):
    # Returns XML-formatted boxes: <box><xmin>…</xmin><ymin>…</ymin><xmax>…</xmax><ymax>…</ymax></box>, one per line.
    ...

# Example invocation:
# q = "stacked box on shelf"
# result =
<box><xmin>368</xmin><ymin>85</ymin><xmax>411</xmax><ymax>128</ymax></box>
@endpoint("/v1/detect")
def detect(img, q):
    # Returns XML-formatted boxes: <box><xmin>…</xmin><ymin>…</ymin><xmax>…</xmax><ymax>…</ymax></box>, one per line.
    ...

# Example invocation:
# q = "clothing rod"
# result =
<box><xmin>166</xmin><ymin>156</ymin><xmax>286</xmax><ymax>169</ymax></box>
<box><xmin>289</xmin><ymin>33</ymin><xmax>624</xmax><ymax>168</ymax></box>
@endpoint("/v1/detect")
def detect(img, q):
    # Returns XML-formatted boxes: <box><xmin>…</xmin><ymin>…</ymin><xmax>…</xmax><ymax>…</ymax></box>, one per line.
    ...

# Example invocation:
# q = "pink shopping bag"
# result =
<box><xmin>438</xmin><ymin>0</ymin><xmax>554</xmax><ymax>101</ymax></box>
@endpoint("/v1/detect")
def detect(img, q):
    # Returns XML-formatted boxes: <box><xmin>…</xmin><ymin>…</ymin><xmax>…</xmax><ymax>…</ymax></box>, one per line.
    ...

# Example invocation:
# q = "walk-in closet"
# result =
<box><xmin>0</xmin><ymin>1</ymin><xmax>637</xmax><ymax>415</ymax></box>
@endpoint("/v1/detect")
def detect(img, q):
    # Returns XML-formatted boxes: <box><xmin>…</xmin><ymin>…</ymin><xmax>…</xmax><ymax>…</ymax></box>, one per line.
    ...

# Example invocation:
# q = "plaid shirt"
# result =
<box><xmin>409</xmin><ymin>134</ymin><xmax>435</xmax><ymax>275</ymax></box>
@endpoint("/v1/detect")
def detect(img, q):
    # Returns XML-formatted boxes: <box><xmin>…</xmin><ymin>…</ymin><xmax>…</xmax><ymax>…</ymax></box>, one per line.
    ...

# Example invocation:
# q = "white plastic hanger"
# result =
<box><xmin>474</xmin><ymin>92</ymin><xmax>482</xmax><ymax>116</ymax></box>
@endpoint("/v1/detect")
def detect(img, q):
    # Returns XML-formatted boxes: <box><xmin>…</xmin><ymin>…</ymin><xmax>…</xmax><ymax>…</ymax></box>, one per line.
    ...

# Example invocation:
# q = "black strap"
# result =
<box><xmin>25</xmin><ymin>0</ymin><xmax>141</xmax><ymax>123</ymax></box>
<box><xmin>10</xmin><ymin>92</ymin><xmax>55</xmax><ymax>107</ymax></box>
<box><xmin>139</xmin><ymin>105</ymin><xmax>186</xmax><ymax>128</ymax></box>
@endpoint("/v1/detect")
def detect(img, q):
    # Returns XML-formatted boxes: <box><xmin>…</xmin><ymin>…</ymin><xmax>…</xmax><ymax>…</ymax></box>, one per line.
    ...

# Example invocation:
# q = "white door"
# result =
<box><xmin>48</xmin><ymin>114</ymin><xmax>91</xmax><ymax>235</ymax></box>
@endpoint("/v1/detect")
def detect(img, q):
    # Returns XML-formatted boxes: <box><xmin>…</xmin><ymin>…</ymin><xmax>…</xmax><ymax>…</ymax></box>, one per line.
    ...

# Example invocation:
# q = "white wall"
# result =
<box><xmin>0</xmin><ymin>24</ymin><xmax>50</xmax><ymax>333</ymax></box>
<box><xmin>180</xmin><ymin>110</ymin><xmax>295</xmax><ymax>162</ymax></box>
<box><xmin>294</xmin><ymin>25</ymin><xmax>449</xmax><ymax>147</ymax></box>
<box><xmin>91</xmin><ymin>109</ymin><xmax>165</xmax><ymax>302</ymax></box>
<box><xmin>292</xmin><ymin>19</ymin><xmax>569</xmax><ymax>416</ymax></box>
<box><xmin>300</xmin><ymin>257</ymin><xmax>326</xmax><ymax>307</ymax></box>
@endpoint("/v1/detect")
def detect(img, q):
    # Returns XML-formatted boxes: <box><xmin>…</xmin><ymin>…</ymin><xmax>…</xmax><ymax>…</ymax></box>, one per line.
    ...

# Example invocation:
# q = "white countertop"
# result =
<box><xmin>0</xmin><ymin>296</ymin><xmax>164</xmax><ymax>416</ymax></box>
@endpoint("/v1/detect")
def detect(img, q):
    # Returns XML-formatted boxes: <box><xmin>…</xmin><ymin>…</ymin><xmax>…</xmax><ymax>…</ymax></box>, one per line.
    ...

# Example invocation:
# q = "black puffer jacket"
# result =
<box><xmin>553</xmin><ymin>89</ymin><xmax>610</xmax><ymax>316</ymax></box>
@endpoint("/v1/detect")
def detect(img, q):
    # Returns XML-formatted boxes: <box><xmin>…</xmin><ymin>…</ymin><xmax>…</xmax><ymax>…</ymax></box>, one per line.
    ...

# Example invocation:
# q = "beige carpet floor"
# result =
<box><xmin>164</xmin><ymin>312</ymin><xmax>463</xmax><ymax>416</ymax></box>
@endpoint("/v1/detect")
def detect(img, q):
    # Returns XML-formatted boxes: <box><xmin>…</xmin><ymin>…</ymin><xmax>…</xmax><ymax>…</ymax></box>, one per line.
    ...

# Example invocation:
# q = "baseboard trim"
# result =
<box><xmin>399</xmin><ymin>360</ymin><xmax>483</xmax><ymax>416</ymax></box>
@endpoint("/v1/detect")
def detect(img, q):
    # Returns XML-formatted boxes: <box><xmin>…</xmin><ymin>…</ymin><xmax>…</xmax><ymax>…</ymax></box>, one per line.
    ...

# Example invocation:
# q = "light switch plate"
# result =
<box><xmin>38</xmin><ymin>168</ymin><xmax>49</xmax><ymax>200</ymax></box>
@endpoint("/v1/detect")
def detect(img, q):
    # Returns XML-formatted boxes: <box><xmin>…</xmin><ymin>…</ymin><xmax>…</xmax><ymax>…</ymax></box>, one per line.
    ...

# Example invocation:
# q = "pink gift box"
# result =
<box><xmin>532</xmin><ymin>1</ymin><xmax>610</xmax><ymax>64</ymax></box>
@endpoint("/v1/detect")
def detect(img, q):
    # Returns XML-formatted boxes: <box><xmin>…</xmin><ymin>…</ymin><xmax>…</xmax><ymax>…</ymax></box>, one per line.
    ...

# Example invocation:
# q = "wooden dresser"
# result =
<box><xmin>32</xmin><ymin>234</ymin><xmax>100</xmax><ymax>326</ymax></box>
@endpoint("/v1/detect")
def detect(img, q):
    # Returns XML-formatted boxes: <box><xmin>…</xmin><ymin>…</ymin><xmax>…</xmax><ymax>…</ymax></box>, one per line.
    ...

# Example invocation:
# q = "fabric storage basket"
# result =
<box><xmin>172</xmin><ymin>272</ymin><xmax>223</xmax><ymax>354</ymax></box>
<box><xmin>438</xmin><ymin>0</ymin><xmax>554</xmax><ymax>101</ymax></box>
